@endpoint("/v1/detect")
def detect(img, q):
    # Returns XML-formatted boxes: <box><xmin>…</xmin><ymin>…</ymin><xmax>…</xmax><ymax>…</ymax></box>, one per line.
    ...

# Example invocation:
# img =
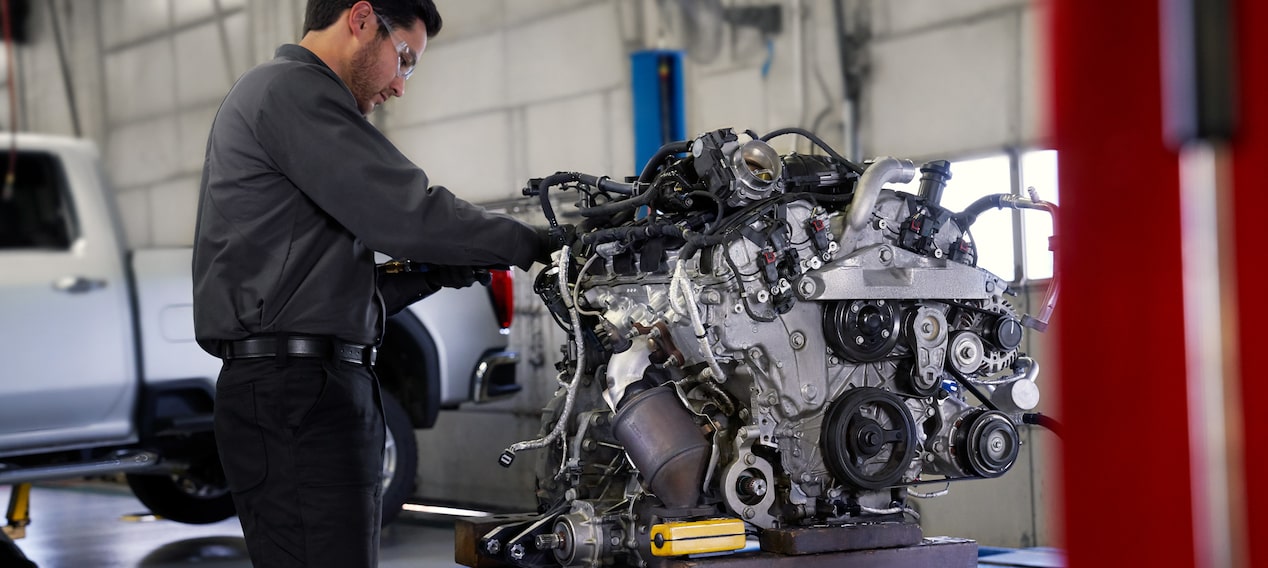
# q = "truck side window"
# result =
<box><xmin>0</xmin><ymin>152</ymin><xmax>75</xmax><ymax>250</ymax></box>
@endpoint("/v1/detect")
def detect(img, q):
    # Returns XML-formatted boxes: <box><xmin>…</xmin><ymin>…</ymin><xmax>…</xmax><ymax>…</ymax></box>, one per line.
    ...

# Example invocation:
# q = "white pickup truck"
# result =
<box><xmin>0</xmin><ymin>133</ymin><xmax>522</xmax><ymax>526</ymax></box>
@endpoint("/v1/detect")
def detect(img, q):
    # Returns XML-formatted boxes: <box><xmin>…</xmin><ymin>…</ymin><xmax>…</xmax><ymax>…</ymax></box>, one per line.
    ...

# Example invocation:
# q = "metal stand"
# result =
<box><xmin>3</xmin><ymin>483</ymin><xmax>31</xmax><ymax>540</ymax></box>
<box><xmin>651</xmin><ymin>537</ymin><xmax>977</xmax><ymax>568</ymax></box>
<box><xmin>457</xmin><ymin>514</ymin><xmax>976</xmax><ymax>568</ymax></box>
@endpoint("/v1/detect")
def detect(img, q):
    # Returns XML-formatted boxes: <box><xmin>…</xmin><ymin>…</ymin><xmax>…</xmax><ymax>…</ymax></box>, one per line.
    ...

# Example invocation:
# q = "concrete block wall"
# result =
<box><xmin>382</xmin><ymin>0</ymin><xmax>634</xmax><ymax>204</ymax></box>
<box><xmin>2</xmin><ymin>0</ymin><xmax>1057</xmax><ymax>549</ymax></box>
<box><xmin>862</xmin><ymin>0</ymin><xmax>1048</xmax><ymax>159</ymax></box>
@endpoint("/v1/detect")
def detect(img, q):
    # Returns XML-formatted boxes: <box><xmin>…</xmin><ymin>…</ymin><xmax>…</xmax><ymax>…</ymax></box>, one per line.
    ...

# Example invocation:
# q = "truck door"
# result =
<box><xmin>0</xmin><ymin>148</ymin><xmax>137</xmax><ymax>454</ymax></box>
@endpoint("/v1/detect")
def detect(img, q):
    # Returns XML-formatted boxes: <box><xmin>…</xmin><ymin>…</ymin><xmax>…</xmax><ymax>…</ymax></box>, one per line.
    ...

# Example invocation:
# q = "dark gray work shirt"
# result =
<box><xmin>192</xmin><ymin>44</ymin><xmax>541</xmax><ymax>353</ymax></box>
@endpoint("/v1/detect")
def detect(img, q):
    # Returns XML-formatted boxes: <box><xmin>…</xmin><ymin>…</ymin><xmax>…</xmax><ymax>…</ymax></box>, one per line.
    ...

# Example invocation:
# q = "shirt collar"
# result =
<box><xmin>274</xmin><ymin>44</ymin><xmax>329</xmax><ymax>69</ymax></box>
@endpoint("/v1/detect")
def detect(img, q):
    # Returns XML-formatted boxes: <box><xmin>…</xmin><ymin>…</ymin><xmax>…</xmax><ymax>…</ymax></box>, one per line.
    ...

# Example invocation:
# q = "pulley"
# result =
<box><xmin>948</xmin><ymin>331</ymin><xmax>985</xmax><ymax>376</ymax></box>
<box><xmin>824</xmin><ymin>300</ymin><xmax>902</xmax><ymax>363</ymax></box>
<box><xmin>955</xmin><ymin>410</ymin><xmax>1020</xmax><ymax>478</ymax></box>
<box><xmin>820</xmin><ymin>387</ymin><xmax>917</xmax><ymax>490</ymax></box>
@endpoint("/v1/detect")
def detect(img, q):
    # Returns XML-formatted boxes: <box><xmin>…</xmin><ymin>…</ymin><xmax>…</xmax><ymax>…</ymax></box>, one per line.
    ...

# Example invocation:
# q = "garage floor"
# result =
<box><xmin>2</xmin><ymin>482</ymin><xmax>464</xmax><ymax>567</ymax></box>
<box><xmin>3</xmin><ymin>483</ymin><xmax>1066</xmax><ymax>568</ymax></box>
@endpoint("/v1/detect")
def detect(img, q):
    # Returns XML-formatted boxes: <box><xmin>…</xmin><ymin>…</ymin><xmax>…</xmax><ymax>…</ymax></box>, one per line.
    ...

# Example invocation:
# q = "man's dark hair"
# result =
<box><xmin>303</xmin><ymin>0</ymin><xmax>443</xmax><ymax>38</ymax></box>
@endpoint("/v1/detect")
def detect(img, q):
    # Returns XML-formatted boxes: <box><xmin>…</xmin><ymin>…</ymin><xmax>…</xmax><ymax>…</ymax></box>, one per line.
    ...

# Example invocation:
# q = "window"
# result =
<box><xmin>885</xmin><ymin>150</ymin><xmax>1059</xmax><ymax>282</ymax></box>
<box><xmin>1020</xmin><ymin>150</ymin><xmax>1058</xmax><ymax>280</ymax></box>
<box><xmin>0</xmin><ymin>152</ymin><xmax>76</xmax><ymax>250</ymax></box>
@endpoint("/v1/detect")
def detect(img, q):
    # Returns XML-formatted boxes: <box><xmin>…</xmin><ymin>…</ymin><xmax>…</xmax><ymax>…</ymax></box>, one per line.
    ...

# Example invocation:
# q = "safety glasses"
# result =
<box><xmin>374</xmin><ymin>11</ymin><xmax>417</xmax><ymax>81</ymax></box>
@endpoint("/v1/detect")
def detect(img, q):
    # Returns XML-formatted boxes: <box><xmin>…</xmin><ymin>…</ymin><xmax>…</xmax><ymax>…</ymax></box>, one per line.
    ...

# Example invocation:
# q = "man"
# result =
<box><xmin>191</xmin><ymin>1</ymin><xmax>555</xmax><ymax>566</ymax></box>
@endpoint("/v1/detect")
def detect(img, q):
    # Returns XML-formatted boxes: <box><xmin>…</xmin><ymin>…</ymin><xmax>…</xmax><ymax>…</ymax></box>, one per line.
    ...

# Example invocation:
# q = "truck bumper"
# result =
<box><xmin>471</xmin><ymin>350</ymin><xmax>521</xmax><ymax>402</ymax></box>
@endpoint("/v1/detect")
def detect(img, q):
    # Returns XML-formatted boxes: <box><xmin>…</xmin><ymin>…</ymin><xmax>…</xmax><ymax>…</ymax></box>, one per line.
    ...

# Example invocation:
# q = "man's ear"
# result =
<box><xmin>347</xmin><ymin>1</ymin><xmax>375</xmax><ymax>38</ymax></box>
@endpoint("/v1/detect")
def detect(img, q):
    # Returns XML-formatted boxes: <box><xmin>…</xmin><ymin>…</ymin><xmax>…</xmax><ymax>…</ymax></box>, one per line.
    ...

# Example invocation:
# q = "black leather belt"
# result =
<box><xmin>220</xmin><ymin>336</ymin><xmax>377</xmax><ymax>367</ymax></box>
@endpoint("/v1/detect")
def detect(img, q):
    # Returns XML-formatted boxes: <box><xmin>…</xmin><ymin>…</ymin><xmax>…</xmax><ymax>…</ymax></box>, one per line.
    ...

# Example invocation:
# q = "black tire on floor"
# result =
<box><xmin>126</xmin><ymin>470</ymin><xmax>236</xmax><ymax>525</ymax></box>
<box><xmin>380</xmin><ymin>390</ymin><xmax>418</xmax><ymax>527</ymax></box>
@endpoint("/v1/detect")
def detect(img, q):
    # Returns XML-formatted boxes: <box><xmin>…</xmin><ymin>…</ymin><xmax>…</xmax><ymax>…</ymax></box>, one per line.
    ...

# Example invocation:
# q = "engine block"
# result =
<box><xmin>482</xmin><ymin>127</ymin><xmax>1058</xmax><ymax>567</ymax></box>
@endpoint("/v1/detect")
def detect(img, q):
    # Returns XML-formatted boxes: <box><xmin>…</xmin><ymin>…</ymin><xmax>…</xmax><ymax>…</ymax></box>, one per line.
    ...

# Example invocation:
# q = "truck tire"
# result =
<box><xmin>380</xmin><ymin>390</ymin><xmax>418</xmax><ymax>526</ymax></box>
<box><xmin>126</xmin><ymin>469</ymin><xmax>235</xmax><ymax>525</ymax></box>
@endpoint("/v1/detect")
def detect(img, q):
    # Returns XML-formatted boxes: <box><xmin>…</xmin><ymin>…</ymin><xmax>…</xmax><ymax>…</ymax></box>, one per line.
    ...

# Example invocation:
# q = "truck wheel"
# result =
<box><xmin>380</xmin><ymin>390</ymin><xmax>418</xmax><ymax>526</ymax></box>
<box><xmin>125</xmin><ymin>469</ymin><xmax>235</xmax><ymax>524</ymax></box>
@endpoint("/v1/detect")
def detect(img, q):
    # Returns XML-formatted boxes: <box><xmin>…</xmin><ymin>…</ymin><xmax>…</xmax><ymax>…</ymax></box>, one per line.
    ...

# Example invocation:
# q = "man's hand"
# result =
<box><xmin>535</xmin><ymin>224</ymin><xmax>576</xmax><ymax>265</ymax></box>
<box><xmin>426</xmin><ymin>265</ymin><xmax>483</xmax><ymax>289</ymax></box>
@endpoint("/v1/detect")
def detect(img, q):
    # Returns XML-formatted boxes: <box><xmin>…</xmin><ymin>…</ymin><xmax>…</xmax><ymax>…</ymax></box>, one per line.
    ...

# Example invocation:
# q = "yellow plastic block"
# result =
<box><xmin>649</xmin><ymin>518</ymin><xmax>746</xmax><ymax>557</ymax></box>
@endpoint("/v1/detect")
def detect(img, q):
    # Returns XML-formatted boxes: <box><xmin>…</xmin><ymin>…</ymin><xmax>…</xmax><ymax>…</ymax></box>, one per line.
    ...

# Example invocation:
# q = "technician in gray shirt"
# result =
<box><xmin>191</xmin><ymin>1</ymin><xmax>555</xmax><ymax>566</ymax></box>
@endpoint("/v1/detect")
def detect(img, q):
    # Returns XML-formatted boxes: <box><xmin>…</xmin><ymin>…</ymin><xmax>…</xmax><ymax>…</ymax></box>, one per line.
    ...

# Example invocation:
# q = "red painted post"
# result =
<box><xmin>1233</xmin><ymin>0</ymin><xmax>1268</xmax><ymax>565</ymax></box>
<box><xmin>1051</xmin><ymin>0</ymin><xmax>1195</xmax><ymax>565</ymax></box>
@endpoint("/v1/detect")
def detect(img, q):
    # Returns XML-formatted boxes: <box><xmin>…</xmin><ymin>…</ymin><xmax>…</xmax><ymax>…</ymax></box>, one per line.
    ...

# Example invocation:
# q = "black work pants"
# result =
<box><xmin>214</xmin><ymin>357</ymin><xmax>385</xmax><ymax>567</ymax></box>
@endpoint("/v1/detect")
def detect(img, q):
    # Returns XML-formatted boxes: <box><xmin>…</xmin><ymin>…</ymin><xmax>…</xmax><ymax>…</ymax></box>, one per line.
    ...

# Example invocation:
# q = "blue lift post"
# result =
<box><xmin>631</xmin><ymin>50</ymin><xmax>687</xmax><ymax>173</ymax></box>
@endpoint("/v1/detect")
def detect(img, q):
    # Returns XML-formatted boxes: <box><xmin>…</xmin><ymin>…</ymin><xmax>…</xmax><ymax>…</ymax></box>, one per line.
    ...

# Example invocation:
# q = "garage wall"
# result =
<box><xmin>2</xmin><ymin>0</ymin><xmax>1057</xmax><ymax>549</ymax></box>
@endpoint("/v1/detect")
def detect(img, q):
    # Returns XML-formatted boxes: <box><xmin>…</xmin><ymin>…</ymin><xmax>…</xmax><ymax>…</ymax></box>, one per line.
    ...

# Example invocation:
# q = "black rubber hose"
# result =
<box><xmin>535</xmin><ymin>172</ymin><xmax>582</xmax><ymax>228</ymax></box>
<box><xmin>687</xmin><ymin>190</ymin><xmax>725</xmax><ymax>226</ymax></box>
<box><xmin>577</xmin><ymin>173</ymin><xmax>634</xmax><ymax>195</ymax></box>
<box><xmin>1023</xmin><ymin>413</ymin><xmax>1064</xmax><ymax>439</ymax></box>
<box><xmin>760</xmin><ymin>127</ymin><xmax>864</xmax><ymax>174</ymax></box>
<box><xmin>637</xmin><ymin>140</ymin><xmax>693</xmax><ymax>187</ymax></box>
<box><xmin>577</xmin><ymin>187</ymin><xmax>656</xmax><ymax>218</ymax></box>
<box><xmin>952</xmin><ymin>194</ymin><xmax>1007</xmax><ymax>230</ymax></box>
<box><xmin>536</xmin><ymin>172</ymin><xmax>639</xmax><ymax>226</ymax></box>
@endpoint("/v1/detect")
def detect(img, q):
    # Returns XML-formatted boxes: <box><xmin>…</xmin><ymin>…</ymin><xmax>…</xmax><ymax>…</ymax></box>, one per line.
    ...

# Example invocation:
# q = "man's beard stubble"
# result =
<box><xmin>348</xmin><ymin>40</ymin><xmax>383</xmax><ymax>115</ymax></box>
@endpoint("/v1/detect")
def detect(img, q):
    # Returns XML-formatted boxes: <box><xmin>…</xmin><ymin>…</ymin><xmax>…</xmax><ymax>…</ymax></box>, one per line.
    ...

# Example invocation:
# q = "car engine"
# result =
<box><xmin>479</xmin><ymin>127</ymin><xmax>1059</xmax><ymax>567</ymax></box>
